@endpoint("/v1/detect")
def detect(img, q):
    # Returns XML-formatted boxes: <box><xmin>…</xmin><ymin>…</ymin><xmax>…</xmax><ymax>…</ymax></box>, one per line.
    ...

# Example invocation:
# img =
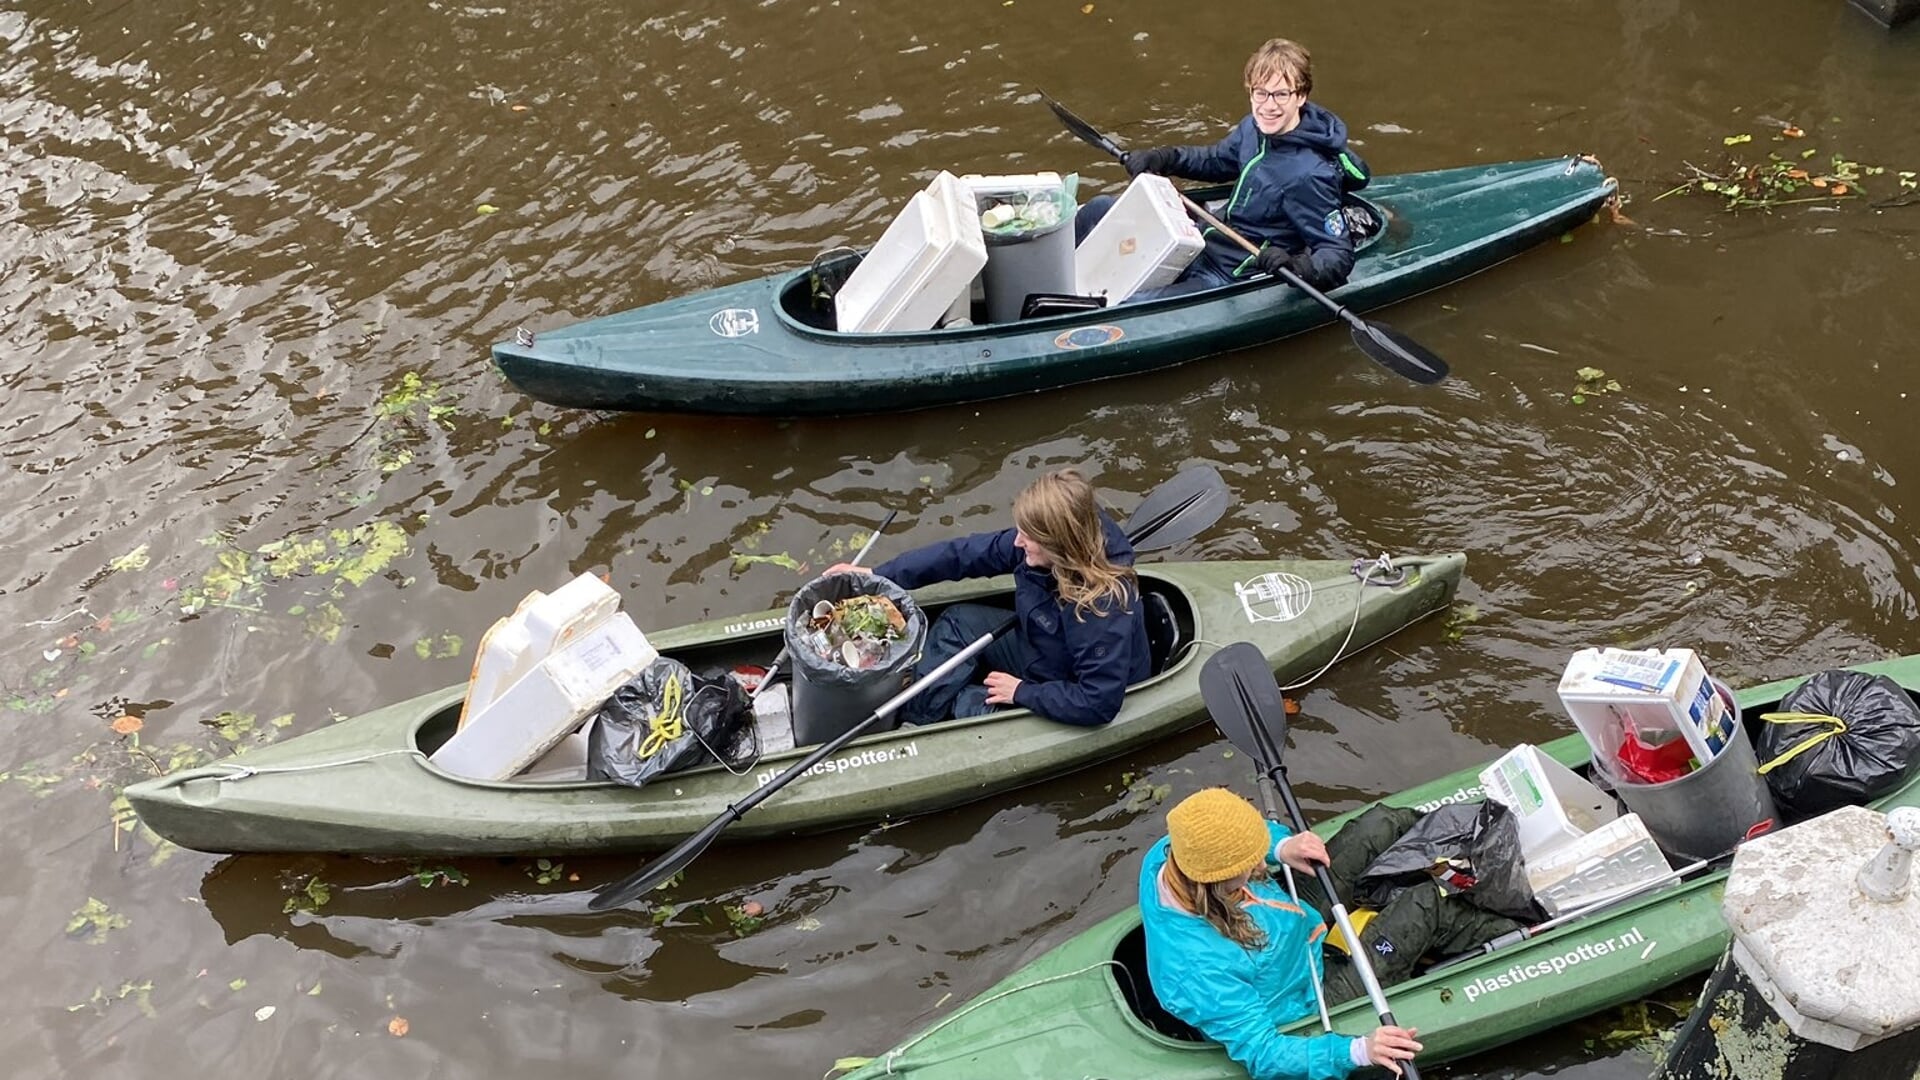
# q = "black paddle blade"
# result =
<box><xmin>1351</xmin><ymin>319</ymin><xmax>1450</xmax><ymax>385</ymax></box>
<box><xmin>588</xmin><ymin>815</ymin><xmax>730</xmax><ymax>911</ymax></box>
<box><xmin>1039</xmin><ymin>90</ymin><xmax>1125</xmax><ymax>162</ymax></box>
<box><xmin>1122</xmin><ymin>465</ymin><xmax>1228</xmax><ymax>553</ymax></box>
<box><xmin>1199</xmin><ymin>642</ymin><xmax>1292</xmax><ymax>772</ymax></box>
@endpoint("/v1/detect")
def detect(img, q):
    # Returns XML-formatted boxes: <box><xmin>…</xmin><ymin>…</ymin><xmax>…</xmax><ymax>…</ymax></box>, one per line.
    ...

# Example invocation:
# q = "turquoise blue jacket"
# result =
<box><xmin>1138</xmin><ymin>820</ymin><xmax>1358</xmax><ymax>1080</ymax></box>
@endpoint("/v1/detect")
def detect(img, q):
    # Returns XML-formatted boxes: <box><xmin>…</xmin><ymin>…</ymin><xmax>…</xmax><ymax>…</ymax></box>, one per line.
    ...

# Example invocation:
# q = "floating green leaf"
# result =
<box><xmin>283</xmin><ymin>875</ymin><xmax>332</xmax><ymax>915</ymax></box>
<box><xmin>731</xmin><ymin>552</ymin><xmax>803</xmax><ymax>573</ymax></box>
<box><xmin>410</xmin><ymin>863</ymin><xmax>469</xmax><ymax>888</ymax></box>
<box><xmin>109</xmin><ymin>545</ymin><xmax>151</xmax><ymax>573</ymax></box>
<box><xmin>413</xmin><ymin>632</ymin><xmax>465</xmax><ymax>660</ymax></box>
<box><xmin>66</xmin><ymin>898</ymin><xmax>129</xmax><ymax>943</ymax></box>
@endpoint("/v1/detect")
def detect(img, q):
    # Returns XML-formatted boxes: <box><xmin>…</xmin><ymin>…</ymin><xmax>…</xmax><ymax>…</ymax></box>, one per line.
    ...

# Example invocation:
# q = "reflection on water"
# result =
<box><xmin>3</xmin><ymin>0</ymin><xmax>1918</xmax><ymax>1076</ymax></box>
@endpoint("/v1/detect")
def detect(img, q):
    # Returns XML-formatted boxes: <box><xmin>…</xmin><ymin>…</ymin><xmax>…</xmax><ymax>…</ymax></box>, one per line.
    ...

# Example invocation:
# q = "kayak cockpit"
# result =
<box><xmin>774</xmin><ymin>189</ymin><xmax>1388</xmax><ymax>337</ymax></box>
<box><xmin>409</xmin><ymin>573</ymin><xmax>1200</xmax><ymax>787</ymax></box>
<box><xmin>1110</xmin><ymin>923</ymin><xmax>1208</xmax><ymax>1044</ymax></box>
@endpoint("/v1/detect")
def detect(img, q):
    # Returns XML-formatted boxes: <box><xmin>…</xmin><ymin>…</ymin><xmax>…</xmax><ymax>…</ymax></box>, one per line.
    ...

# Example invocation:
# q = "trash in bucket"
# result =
<box><xmin>1597</xmin><ymin>717</ymin><xmax>1779</xmax><ymax>864</ymax></box>
<box><xmin>784</xmin><ymin>573</ymin><xmax>927</xmax><ymax>747</ymax></box>
<box><xmin>964</xmin><ymin>172</ymin><xmax>1081</xmax><ymax>324</ymax></box>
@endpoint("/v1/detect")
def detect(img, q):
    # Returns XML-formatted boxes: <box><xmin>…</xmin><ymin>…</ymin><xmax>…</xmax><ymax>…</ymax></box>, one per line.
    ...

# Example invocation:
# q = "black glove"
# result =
<box><xmin>1123</xmin><ymin>146</ymin><xmax>1179</xmax><ymax>179</ymax></box>
<box><xmin>1256</xmin><ymin>247</ymin><xmax>1333</xmax><ymax>289</ymax></box>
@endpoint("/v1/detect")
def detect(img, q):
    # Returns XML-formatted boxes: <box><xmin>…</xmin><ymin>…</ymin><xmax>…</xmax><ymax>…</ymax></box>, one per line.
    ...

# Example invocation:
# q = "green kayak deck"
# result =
<box><xmin>491</xmin><ymin>156</ymin><xmax>1616</xmax><ymax>415</ymax></box>
<box><xmin>127</xmin><ymin>554</ymin><xmax>1463</xmax><ymax>856</ymax></box>
<box><xmin>837</xmin><ymin>653</ymin><xmax>1920</xmax><ymax>1079</ymax></box>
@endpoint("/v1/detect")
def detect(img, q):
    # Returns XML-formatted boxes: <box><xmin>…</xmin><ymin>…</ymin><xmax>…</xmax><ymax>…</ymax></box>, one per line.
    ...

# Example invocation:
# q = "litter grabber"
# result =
<box><xmin>1200</xmin><ymin>640</ymin><xmax>1427</xmax><ymax>1080</ymax></box>
<box><xmin>588</xmin><ymin>465</ymin><xmax>1231</xmax><ymax>911</ymax></box>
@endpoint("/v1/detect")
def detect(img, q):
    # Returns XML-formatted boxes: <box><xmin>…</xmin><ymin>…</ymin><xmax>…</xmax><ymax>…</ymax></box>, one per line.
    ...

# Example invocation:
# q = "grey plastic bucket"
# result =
<box><xmin>1601</xmin><ymin>717</ymin><xmax>1780</xmax><ymax>864</ymax></box>
<box><xmin>784</xmin><ymin>573</ymin><xmax>926</xmax><ymax>748</ymax></box>
<box><xmin>981</xmin><ymin>218</ymin><xmax>1076</xmax><ymax>324</ymax></box>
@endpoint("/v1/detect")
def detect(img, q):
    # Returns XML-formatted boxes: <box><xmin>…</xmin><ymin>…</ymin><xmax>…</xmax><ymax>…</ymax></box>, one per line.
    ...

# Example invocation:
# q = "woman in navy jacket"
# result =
<box><xmin>1076</xmin><ymin>37</ymin><xmax>1370</xmax><ymax>299</ymax></box>
<box><xmin>830</xmin><ymin>470</ymin><xmax>1149</xmax><ymax>727</ymax></box>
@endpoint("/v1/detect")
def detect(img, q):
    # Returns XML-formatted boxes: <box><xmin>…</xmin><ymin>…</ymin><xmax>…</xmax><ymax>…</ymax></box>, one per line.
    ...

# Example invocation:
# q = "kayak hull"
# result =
<box><xmin>127</xmin><ymin>555</ymin><xmax>1464</xmax><ymax>856</ymax></box>
<box><xmin>836</xmin><ymin>654</ymin><xmax>1920</xmax><ymax>1078</ymax></box>
<box><xmin>491</xmin><ymin>157</ymin><xmax>1616</xmax><ymax>415</ymax></box>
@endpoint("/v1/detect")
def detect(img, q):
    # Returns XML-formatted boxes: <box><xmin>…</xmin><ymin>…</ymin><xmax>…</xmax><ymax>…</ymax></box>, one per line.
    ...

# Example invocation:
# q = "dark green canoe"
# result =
<box><xmin>491</xmin><ymin>156</ymin><xmax>1615</xmax><ymax>415</ymax></box>
<box><xmin>832</xmin><ymin>654</ymin><xmax>1920</xmax><ymax>1080</ymax></box>
<box><xmin>126</xmin><ymin>554</ymin><xmax>1462</xmax><ymax>856</ymax></box>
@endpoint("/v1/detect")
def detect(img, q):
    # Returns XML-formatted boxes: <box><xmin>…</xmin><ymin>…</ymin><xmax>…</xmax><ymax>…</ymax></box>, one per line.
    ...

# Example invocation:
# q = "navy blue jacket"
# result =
<box><xmin>873</xmin><ymin>516</ymin><xmax>1150</xmax><ymax>727</ymax></box>
<box><xmin>1167</xmin><ymin>102</ymin><xmax>1369</xmax><ymax>288</ymax></box>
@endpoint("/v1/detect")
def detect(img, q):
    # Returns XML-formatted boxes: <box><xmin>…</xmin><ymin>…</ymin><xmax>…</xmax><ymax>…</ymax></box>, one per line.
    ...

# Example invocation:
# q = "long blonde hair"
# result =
<box><xmin>1164</xmin><ymin>856</ymin><xmax>1269</xmax><ymax>950</ymax></box>
<box><xmin>1012</xmin><ymin>469</ymin><xmax>1137</xmax><ymax>619</ymax></box>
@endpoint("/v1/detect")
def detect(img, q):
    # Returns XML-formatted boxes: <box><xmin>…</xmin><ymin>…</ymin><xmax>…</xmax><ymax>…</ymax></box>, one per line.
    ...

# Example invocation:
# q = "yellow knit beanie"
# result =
<box><xmin>1166</xmin><ymin>787</ymin><xmax>1270</xmax><ymax>883</ymax></box>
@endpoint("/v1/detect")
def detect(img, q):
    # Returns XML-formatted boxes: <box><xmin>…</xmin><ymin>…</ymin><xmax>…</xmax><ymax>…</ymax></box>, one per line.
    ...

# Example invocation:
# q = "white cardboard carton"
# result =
<box><xmin>1558</xmin><ymin>647</ymin><xmax>1738</xmax><ymax>772</ymax></box>
<box><xmin>835</xmin><ymin>171</ymin><xmax>988</xmax><ymax>333</ymax></box>
<box><xmin>1479</xmin><ymin>743</ymin><xmax>1619</xmax><ymax>859</ymax></box>
<box><xmin>431</xmin><ymin>574</ymin><xmax>656</xmax><ymax>781</ymax></box>
<box><xmin>1074</xmin><ymin>173</ymin><xmax>1204</xmax><ymax>302</ymax></box>
<box><xmin>1525</xmin><ymin>812</ymin><xmax>1674</xmax><ymax>917</ymax></box>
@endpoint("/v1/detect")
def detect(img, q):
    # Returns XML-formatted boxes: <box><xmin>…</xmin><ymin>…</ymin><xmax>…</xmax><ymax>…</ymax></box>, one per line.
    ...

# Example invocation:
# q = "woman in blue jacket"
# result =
<box><xmin>1076</xmin><ymin>37</ymin><xmax>1369</xmax><ymax>300</ymax></box>
<box><xmin>1141</xmin><ymin>789</ymin><xmax>1521</xmax><ymax>1079</ymax></box>
<box><xmin>830</xmin><ymin>469</ymin><xmax>1148</xmax><ymax>727</ymax></box>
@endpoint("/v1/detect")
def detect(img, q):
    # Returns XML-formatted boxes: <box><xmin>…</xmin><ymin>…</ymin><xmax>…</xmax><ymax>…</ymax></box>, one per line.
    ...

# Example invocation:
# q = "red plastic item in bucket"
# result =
<box><xmin>1615</xmin><ymin>719</ymin><xmax>1696</xmax><ymax>784</ymax></box>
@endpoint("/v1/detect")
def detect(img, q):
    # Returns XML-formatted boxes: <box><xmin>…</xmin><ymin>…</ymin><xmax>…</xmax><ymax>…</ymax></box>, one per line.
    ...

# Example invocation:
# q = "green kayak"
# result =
<box><xmin>834</xmin><ymin>653</ymin><xmax>1920</xmax><ymax>1079</ymax></box>
<box><xmin>491</xmin><ymin>156</ymin><xmax>1615</xmax><ymax>415</ymax></box>
<box><xmin>126</xmin><ymin>554</ymin><xmax>1463</xmax><ymax>857</ymax></box>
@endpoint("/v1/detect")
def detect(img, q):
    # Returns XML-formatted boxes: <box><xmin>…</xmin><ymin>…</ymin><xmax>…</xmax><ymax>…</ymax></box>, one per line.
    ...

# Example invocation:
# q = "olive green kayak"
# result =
<box><xmin>833</xmin><ymin>654</ymin><xmax>1920</xmax><ymax>1079</ymax></box>
<box><xmin>126</xmin><ymin>554</ymin><xmax>1463</xmax><ymax>856</ymax></box>
<box><xmin>491</xmin><ymin>156</ymin><xmax>1616</xmax><ymax>415</ymax></box>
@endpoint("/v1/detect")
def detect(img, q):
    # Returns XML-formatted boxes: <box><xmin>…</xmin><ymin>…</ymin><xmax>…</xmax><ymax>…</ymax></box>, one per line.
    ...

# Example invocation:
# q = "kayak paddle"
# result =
<box><xmin>750</xmin><ymin>510</ymin><xmax>898</xmax><ymax>705</ymax></box>
<box><xmin>1199</xmin><ymin>641</ymin><xmax>1426</xmax><ymax>1080</ymax></box>
<box><xmin>1041</xmin><ymin>91</ymin><xmax>1450</xmax><ymax>388</ymax></box>
<box><xmin>588</xmin><ymin>465</ymin><xmax>1230</xmax><ymax>910</ymax></box>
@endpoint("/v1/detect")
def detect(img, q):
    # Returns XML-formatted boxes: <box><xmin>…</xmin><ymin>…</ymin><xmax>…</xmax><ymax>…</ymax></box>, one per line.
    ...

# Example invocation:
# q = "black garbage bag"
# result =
<box><xmin>1353</xmin><ymin>801</ymin><xmax>1541</xmax><ymax>921</ymax></box>
<box><xmin>588</xmin><ymin>655</ymin><xmax>755</xmax><ymax>789</ymax></box>
<box><xmin>1756</xmin><ymin>669</ymin><xmax>1920</xmax><ymax>821</ymax></box>
<box><xmin>784</xmin><ymin>572</ymin><xmax>926</xmax><ymax>747</ymax></box>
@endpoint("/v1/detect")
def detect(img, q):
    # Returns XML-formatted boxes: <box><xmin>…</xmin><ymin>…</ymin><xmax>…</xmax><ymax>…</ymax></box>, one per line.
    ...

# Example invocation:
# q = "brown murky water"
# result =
<box><xmin>4</xmin><ymin>0</ymin><xmax>1918</xmax><ymax>1076</ymax></box>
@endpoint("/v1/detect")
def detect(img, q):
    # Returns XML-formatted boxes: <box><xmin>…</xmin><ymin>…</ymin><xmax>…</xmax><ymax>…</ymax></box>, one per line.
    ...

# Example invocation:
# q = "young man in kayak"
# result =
<box><xmin>827</xmin><ymin>469</ymin><xmax>1148</xmax><ymax>727</ymax></box>
<box><xmin>1140</xmin><ymin>788</ymin><xmax>1519</xmax><ymax>1079</ymax></box>
<box><xmin>1076</xmin><ymin>37</ymin><xmax>1369</xmax><ymax>300</ymax></box>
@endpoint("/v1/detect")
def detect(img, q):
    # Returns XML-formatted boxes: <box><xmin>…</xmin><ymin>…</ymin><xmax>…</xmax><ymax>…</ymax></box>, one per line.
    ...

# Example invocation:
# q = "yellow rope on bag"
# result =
<box><xmin>1326</xmin><ymin>908</ymin><xmax>1377</xmax><ymax>956</ymax></box>
<box><xmin>635</xmin><ymin>673</ymin><xmax>686</xmax><ymax>759</ymax></box>
<box><xmin>1755</xmin><ymin>711</ymin><xmax>1848</xmax><ymax>775</ymax></box>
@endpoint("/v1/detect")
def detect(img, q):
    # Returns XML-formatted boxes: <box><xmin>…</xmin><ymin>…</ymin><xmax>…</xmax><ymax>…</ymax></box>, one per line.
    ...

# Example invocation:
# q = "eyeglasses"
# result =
<box><xmin>1250</xmin><ymin>87</ymin><xmax>1300</xmax><ymax>105</ymax></box>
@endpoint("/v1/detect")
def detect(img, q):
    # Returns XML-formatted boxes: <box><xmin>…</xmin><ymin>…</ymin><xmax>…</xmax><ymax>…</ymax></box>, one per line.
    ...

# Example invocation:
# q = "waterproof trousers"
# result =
<box><xmin>1286</xmin><ymin>805</ymin><xmax>1523</xmax><ymax>1001</ymax></box>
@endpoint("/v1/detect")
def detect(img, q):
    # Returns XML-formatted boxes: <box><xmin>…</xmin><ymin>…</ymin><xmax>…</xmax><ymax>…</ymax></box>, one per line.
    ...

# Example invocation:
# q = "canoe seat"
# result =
<box><xmin>1143</xmin><ymin>589</ymin><xmax>1188</xmax><ymax>676</ymax></box>
<box><xmin>1111</xmin><ymin>924</ymin><xmax>1207</xmax><ymax>1042</ymax></box>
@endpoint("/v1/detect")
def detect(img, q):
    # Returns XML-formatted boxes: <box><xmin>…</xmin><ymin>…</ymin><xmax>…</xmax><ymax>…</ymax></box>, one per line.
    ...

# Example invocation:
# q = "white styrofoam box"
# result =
<box><xmin>1558</xmin><ymin>647</ymin><xmax>1738</xmax><ymax>772</ymax></box>
<box><xmin>753</xmin><ymin>681</ymin><xmax>795</xmax><ymax>756</ymax></box>
<box><xmin>834</xmin><ymin>171</ymin><xmax>987</xmax><ymax>333</ymax></box>
<box><xmin>1525</xmin><ymin>812</ymin><xmax>1674</xmax><ymax>917</ymax></box>
<box><xmin>461</xmin><ymin>573</ymin><xmax>623</xmax><ymax>729</ymax></box>
<box><xmin>432</xmin><ymin>612</ymin><xmax>656</xmax><ymax>781</ymax></box>
<box><xmin>517</xmin><ymin>725</ymin><xmax>593</xmax><ymax>783</ymax></box>
<box><xmin>1074</xmin><ymin>173</ymin><xmax>1205</xmax><ymax>302</ymax></box>
<box><xmin>1479</xmin><ymin>744</ymin><xmax>1619</xmax><ymax>859</ymax></box>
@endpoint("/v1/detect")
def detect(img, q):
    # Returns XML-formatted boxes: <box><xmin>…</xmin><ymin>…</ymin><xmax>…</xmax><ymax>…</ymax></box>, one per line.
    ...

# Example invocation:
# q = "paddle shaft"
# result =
<box><xmin>1267</xmin><ymin>761</ymin><xmax>1422</xmax><ymax>1080</ymax></box>
<box><xmin>1175</xmin><ymin>195</ymin><xmax>1366</xmax><ymax>334</ymax></box>
<box><xmin>750</xmin><ymin>511</ymin><xmax>898</xmax><ymax>705</ymax></box>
